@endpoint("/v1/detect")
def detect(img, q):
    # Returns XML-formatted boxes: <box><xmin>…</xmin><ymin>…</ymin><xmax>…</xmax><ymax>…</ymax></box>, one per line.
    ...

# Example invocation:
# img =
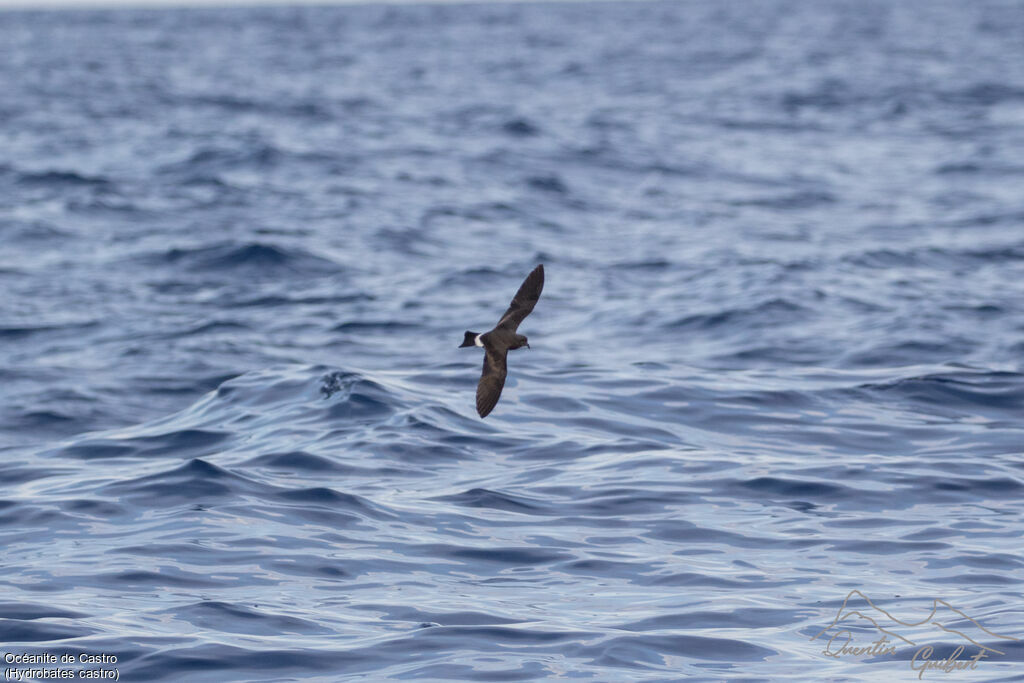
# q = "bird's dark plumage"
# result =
<box><xmin>476</xmin><ymin>347</ymin><xmax>508</xmax><ymax>418</ymax></box>
<box><xmin>497</xmin><ymin>263</ymin><xmax>545</xmax><ymax>332</ymax></box>
<box><xmin>460</xmin><ymin>264</ymin><xmax>544</xmax><ymax>417</ymax></box>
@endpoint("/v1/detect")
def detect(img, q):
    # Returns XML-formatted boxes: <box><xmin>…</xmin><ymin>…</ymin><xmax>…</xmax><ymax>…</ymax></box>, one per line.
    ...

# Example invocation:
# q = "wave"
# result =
<box><xmin>0</xmin><ymin>320</ymin><xmax>99</xmax><ymax>340</ymax></box>
<box><xmin>843</xmin><ymin>242</ymin><xmax>1024</xmax><ymax>269</ymax></box>
<box><xmin>666</xmin><ymin>297</ymin><xmax>810</xmax><ymax>331</ymax></box>
<box><xmin>14</xmin><ymin>169</ymin><xmax>113</xmax><ymax>188</ymax></box>
<box><xmin>854</xmin><ymin>369</ymin><xmax>1024</xmax><ymax>413</ymax></box>
<box><xmin>134</xmin><ymin>241</ymin><xmax>342</xmax><ymax>275</ymax></box>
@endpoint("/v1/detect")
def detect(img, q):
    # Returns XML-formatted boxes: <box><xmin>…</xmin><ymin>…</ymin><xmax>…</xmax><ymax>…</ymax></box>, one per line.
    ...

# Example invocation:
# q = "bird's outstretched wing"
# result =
<box><xmin>476</xmin><ymin>344</ymin><xmax>508</xmax><ymax>418</ymax></box>
<box><xmin>497</xmin><ymin>264</ymin><xmax>544</xmax><ymax>332</ymax></box>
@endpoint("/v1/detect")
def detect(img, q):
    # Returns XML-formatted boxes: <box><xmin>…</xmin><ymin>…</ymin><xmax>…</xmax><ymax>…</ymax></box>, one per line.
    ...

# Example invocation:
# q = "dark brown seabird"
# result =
<box><xmin>458</xmin><ymin>264</ymin><xmax>545</xmax><ymax>418</ymax></box>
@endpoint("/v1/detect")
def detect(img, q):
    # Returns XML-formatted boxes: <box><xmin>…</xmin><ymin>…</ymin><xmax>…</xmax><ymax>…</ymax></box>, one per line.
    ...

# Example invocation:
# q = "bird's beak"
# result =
<box><xmin>525</xmin><ymin>343</ymin><xmax>531</xmax><ymax>349</ymax></box>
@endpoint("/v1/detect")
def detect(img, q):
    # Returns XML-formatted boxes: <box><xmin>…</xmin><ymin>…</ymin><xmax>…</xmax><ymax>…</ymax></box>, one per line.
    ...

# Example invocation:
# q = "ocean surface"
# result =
<box><xmin>2</xmin><ymin>0</ymin><xmax>1024</xmax><ymax>680</ymax></box>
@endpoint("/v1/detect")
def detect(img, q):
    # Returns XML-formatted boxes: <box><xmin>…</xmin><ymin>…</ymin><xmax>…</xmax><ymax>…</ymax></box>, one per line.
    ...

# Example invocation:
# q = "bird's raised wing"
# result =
<box><xmin>476</xmin><ymin>345</ymin><xmax>508</xmax><ymax>418</ymax></box>
<box><xmin>497</xmin><ymin>264</ymin><xmax>544</xmax><ymax>332</ymax></box>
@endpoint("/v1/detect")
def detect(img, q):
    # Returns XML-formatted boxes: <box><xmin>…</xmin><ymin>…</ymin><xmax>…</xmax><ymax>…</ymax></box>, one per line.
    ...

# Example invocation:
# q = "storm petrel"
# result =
<box><xmin>459</xmin><ymin>264</ymin><xmax>544</xmax><ymax>418</ymax></box>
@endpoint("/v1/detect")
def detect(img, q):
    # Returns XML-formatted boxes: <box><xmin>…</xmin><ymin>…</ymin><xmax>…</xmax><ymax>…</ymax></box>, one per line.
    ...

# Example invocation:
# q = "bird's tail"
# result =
<box><xmin>459</xmin><ymin>331</ymin><xmax>480</xmax><ymax>348</ymax></box>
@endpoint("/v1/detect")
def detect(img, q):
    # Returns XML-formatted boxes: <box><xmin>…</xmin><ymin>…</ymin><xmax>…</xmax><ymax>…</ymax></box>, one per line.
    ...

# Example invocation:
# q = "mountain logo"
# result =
<box><xmin>810</xmin><ymin>589</ymin><xmax>1018</xmax><ymax>678</ymax></box>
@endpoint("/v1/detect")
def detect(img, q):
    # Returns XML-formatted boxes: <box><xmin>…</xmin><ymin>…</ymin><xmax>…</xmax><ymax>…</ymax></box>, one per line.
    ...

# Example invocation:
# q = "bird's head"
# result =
<box><xmin>516</xmin><ymin>334</ymin><xmax>530</xmax><ymax>350</ymax></box>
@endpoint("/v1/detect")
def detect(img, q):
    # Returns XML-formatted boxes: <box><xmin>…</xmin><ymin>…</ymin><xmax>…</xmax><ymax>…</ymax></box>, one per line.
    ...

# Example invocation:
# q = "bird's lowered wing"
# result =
<box><xmin>476</xmin><ymin>344</ymin><xmax>508</xmax><ymax>418</ymax></box>
<box><xmin>497</xmin><ymin>264</ymin><xmax>544</xmax><ymax>332</ymax></box>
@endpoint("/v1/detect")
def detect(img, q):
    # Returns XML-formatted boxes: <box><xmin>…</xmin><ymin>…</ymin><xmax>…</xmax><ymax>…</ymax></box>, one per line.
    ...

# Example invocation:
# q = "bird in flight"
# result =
<box><xmin>459</xmin><ymin>264</ymin><xmax>544</xmax><ymax>418</ymax></box>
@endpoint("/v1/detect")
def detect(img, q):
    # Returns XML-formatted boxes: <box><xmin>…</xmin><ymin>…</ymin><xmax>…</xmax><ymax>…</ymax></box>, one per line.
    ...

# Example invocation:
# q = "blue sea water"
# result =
<box><xmin>2</xmin><ymin>0</ymin><xmax>1024</xmax><ymax>680</ymax></box>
